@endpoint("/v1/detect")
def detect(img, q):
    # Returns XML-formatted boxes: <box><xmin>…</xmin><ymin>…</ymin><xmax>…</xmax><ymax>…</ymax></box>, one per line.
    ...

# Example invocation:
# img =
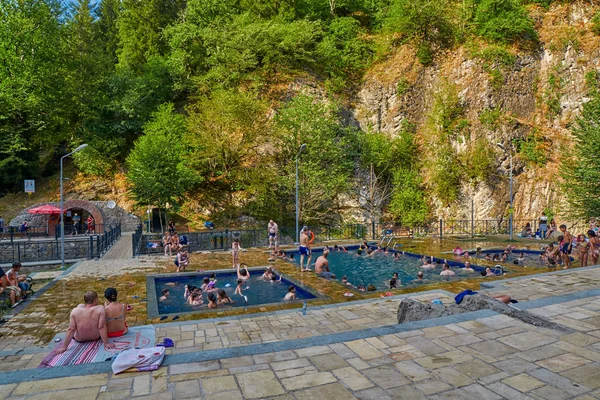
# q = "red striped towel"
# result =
<box><xmin>38</xmin><ymin>339</ymin><xmax>101</xmax><ymax>368</ymax></box>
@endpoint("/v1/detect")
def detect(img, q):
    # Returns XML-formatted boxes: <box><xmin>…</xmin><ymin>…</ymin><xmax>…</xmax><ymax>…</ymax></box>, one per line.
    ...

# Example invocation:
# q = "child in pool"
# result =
<box><xmin>284</xmin><ymin>286</ymin><xmax>296</xmax><ymax>300</ymax></box>
<box><xmin>271</xmin><ymin>275</ymin><xmax>282</xmax><ymax>283</ymax></box>
<box><xmin>237</xmin><ymin>264</ymin><xmax>250</xmax><ymax>281</ymax></box>
<box><xmin>207</xmin><ymin>292</ymin><xmax>217</xmax><ymax>309</ymax></box>
<box><xmin>235</xmin><ymin>279</ymin><xmax>244</xmax><ymax>296</ymax></box>
<box><xmin>159</xmin><ymin>289</ymin><xmax>169</xmax><ymax>301</ymax></box>
<box><xmin>201</xmin><ymin>277</ymin><xmax>211</xmax><ymax>291</ymax></box>
<box><xmin>262</xmin><ymin>267</ymin><xmax>274</xmax><ymax>280</ymax></box>
<box><xmin>217</xmin><ymin>289</ymin><xmax>233</xmax><ymax>304</ymax></box>
<box><xmin>188</xmin><ymin>291</ymin><xmax>203</xmax><ymax>306</ymax></box>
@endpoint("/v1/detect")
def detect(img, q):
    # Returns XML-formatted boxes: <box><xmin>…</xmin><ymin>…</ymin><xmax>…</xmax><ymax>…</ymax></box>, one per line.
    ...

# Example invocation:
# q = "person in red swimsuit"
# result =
<box><xmin>104</xmin><ymin>288</ymin><xmax>129</xmax><ymax>338</ymax></box>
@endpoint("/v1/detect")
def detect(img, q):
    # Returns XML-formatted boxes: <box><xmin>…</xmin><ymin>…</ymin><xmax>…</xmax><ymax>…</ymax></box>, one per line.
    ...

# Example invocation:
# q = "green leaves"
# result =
<box><xmin>470</xmin><ymin>0</ymin><xmax>537</xmax><ymax>44</ymax></box>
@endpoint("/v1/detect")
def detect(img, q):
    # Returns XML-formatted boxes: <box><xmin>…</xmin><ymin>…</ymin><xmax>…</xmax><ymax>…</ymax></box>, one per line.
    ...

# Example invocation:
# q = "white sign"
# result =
<box><xmin>24</xmin><ymin>180</ymin><xmax>35</xmax><ymax>193</ymax></box>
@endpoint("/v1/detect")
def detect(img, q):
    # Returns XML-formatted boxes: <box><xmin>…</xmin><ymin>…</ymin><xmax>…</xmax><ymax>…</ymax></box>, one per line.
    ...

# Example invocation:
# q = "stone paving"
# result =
<box><xmin>4</xmin><ymin>298</ymin><xmax>600</xmax><ymax>400</ymax></box>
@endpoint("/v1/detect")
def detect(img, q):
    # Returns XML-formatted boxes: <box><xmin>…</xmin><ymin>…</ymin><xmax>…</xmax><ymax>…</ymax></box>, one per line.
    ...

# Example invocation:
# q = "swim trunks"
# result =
<box><xmin>299</xmin><ymin>246</ymin><xmax>309</xmax><ymax>256</ymax></box>
<box><xmin>318</xmin><ymin>272</ymin><xmax>334</xmax><ymax>279</ymax></box>
<box><xmin>561</xmin><ymin>243</ymin><xmax>572</xmax><ymax>254</ymax></box>
<box><xmin>269</xmin><ymin>232</ymin><xmax>277</xmax><ymax>237</ymax></box>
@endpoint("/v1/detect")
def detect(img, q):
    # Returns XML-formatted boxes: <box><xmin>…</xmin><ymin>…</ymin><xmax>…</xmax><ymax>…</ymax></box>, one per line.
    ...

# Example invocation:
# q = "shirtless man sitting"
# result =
<box><xmin>315</xmin><ymin>250</ymin><xmax>336</xmax><ymax>279</ymax></box>
<box><xmin>56</xmin><ymin>291</ymin><xmax>116</xmax><ymax>353</ymax></box>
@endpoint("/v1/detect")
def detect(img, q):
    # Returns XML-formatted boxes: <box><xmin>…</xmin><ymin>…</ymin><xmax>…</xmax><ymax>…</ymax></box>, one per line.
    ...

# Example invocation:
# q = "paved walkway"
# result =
<box><xmin>101</xmin><ymin>233</ymin><xmax>133</xmax><ymax>260</ymax></box>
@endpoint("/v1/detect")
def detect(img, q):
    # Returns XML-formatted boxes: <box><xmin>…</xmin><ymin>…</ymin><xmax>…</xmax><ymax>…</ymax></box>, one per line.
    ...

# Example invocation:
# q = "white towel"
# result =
<box><xmin>111</xmin><ymin>346</ymin><xmax>165</xmax><ymax>374</ymax></box>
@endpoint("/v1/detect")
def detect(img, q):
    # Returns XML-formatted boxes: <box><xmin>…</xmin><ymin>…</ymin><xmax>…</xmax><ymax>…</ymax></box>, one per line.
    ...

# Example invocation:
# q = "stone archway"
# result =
<box><xmin>63</xmin><ymin>200</ymin><xmax>105</xmax><ymax>231</ymax></box>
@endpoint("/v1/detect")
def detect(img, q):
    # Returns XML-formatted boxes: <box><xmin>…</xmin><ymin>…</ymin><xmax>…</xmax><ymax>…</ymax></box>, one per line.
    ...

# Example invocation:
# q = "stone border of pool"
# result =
<box><xmin>145</xmin><ymin>266</ymin><xmax>327</xmax><ymax>319</ymax></box>
<box><xmin>5</xmin><ymin>285</ymin><xmax>600</xmax><ymax>385</ymax></box>
<box><xmin>480</xmin><ymin>263</ymin><xmax>600</xmax><ymax>289</ymax></box>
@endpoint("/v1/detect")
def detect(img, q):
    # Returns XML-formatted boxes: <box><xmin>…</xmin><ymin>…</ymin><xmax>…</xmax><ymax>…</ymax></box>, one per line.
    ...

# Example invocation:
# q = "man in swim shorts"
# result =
<box><xmin>299</xmin><ymin>227</ymin><xmax>313</xmax><ymax>272</ymax></box>
<box><xmin>56</xmin><ymin>291</ymin><xmax>116</xmax><ymax>353</ymax></box>
<box><xmin>267</xmin><ymin>220</ymin><xmax>278</xmax><ymax>249</ymax></box>
<box><xmin>315</xmin><ymin>250</ymin><xmax>336</xmax><ymax>279</ymax></box>
<box><xmin>559</xmin><ymin>224</ymin><xmax>573</xmax><ymax>268</ymax></box>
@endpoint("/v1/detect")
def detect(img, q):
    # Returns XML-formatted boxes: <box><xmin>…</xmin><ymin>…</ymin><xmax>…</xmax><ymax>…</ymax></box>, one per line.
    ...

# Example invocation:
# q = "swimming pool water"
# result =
<box><xmin>287</xmin><ymin>247</ymin><xmax>491</xmax><ymax>290</ymax></box>
<box><xmin>150</xmin><ymin>270</ymin><xmax>317</xmax><ymax>316</ymax></box>
<box><xmin>468</xmin><ymin>249</ymin><xmax>570</xmax><ymax>267</ymax></box>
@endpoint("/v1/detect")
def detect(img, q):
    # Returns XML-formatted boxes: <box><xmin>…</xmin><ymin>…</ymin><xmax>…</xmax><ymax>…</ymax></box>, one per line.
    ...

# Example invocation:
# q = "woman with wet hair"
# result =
<box><xmin>104</xmin><ymin>288</ymin><xmax>128</xmax><ymax>338</ymax></box>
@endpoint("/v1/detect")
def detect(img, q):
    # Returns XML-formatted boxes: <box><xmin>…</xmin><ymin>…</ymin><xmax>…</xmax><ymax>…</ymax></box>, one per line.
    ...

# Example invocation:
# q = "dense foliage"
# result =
<box><xmin>0</xmin><ymin>0</ymin><xmax>588</xmax><ymax>226</ymax></box>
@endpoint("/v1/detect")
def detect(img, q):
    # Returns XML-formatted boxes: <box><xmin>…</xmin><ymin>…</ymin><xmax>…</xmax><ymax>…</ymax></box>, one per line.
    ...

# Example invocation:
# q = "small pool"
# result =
<box><xmin>147</xmin><ymin>268</ymin><xmax>318</xmax><ymax>318</ymax></box>
<box><xmin>286</xmin><ymin>246</ymin><xmax>495</xmax><ymax>291</ymax></box>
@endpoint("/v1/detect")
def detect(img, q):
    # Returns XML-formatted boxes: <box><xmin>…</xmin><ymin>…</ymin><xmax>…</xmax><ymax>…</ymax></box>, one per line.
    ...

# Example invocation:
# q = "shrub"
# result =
<box><xmin>472</xmin><ymin>0</ymin><xmax>538</xmax><ymax>44</ymax></box>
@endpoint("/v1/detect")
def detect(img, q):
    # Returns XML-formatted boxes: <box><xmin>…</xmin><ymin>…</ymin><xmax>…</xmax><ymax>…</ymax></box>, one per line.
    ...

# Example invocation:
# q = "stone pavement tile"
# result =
<box><xmin>499</xmin><ymin>332</ymin><xmax>557</xmax><ymax>351</ymax></box>
<box><xmin>169</xmin><ymin>369</ymin><xmax>229</xmax><ymax>382</ymax></box>
<box><xmin>469</xmin><ymin>340</ymin><xmax>520</xmax><ymax>358</ymax></box>
<box><xmin>379</xmin><ymin>334</ymin><xmax>408</xmax><ymax>348</ymax></box>
<box><xmin>271</xmin><ymin>358</ymin><xmax>310</xmax><ymax>371</ymax></box>
<box><xmin>365</xmin><ymin>337</ymin><xmax>389</xmax><ymax>349</ymax></box>
<box><xmin>422</xmin><ymin>326</ymin><xmax>457</xmax><ymax>339</ymax></box>
<box><xmin>13</xmin><ymin>373</ymin><xmax>108</xmax><ymax>396</ymax></box>
<box><xmin>294</xmin><ymin>346</ymin><xmax>332</xmax><ymax>358</ymax></box>
<box><xmin>345</xmin><ymin>340</ymin><xmax>384</xmax><ymax>360</ymax></box>
<box><xmin>169</xmin><ymin>360</ymin><xmax>219</xmax><ymax>375</ymax></box>
<box><xmin>332</xmin><ymin>366</ymin><xmax>375</xmax><ymax>391</ymax></box>
<box><xmin>124</xmin><ymin>392</ymin><xmax>173</xmax><ymax>400</ymax></box>
<box><xmin>174</xmin><ymin>380</ymin><xmax>200</xmax><ymax>399</ymax></box>
<box><xmin>25</xmin><ymin>387</ymin><xmax>101</xmax><ymax>400</ymax></box>
<box><xmin>457</xmin><ymin>320</ymin><xmax>494</xmax><ymax>334</ymax></box>
<box><xmin>132</xmin><ymin>375</ymin><xmax>151</xmax><ymax>397</ymax></box>
<box><xmin>503</xmin><ymin>373</ymin><xmax>546</xmax><ymax>392</ymax></box>
<box><xmin>228</xmin><ymin>364</ymin><xmax>270</xmax><ymax>374</ymax></box>
<box><xmin>531</xmin><ymin>384</ymin><xmax>572</xmax><ymax>400</ymax></box>
<box><xmin>280</xmin><ymin>372</ymin><xmax>337</xmax><ymax>391</ymax></box>
<box><xmin>454</xmin><ymin>358</ymin><xmax>500</xmax><ymax>379</ymax></box>
<box><xmin>253</xmin><ymin>350</ymin><xmax>296</xmax><ymax>364</ymax></box>
<box><xmin>292</xmin><ymin>382</ymin><xmax>358</xmax><ymax>400</ymax></box>
<box><xmin>0</xmin><ymin>384</ymin><xmax>16</xmax><ymax>400</ymax></box>
<box><xmin>529</xmin><ymin>367</ymin><xmax>591</xmax><ymax>396</ymax></box>
<box><xmin>536</xmin><ymin>353</ymin><xmax>591</xmax><ymax>372</ymax></box>
<box><xmin>487</xmin><ymin>382</ymin><xmax>534</xmax><ymax>400</ymax></box>
<box><xmin>414</xmin><ymin>350</ymin><xmax>472</xmax><ymax>369</ymax></box>
<box><xmin>219</xmin><ymin>356</ymin><xmax>254</xmax><ymax>369</ymax></box>
<box><xmin>204</xmin><ymin>390</ymin><xmax>243</xmax><ymax>400</ymax></box>
<box><xmin>365</xmin><ymin>355</ymin><xmax>395</xmax><ymax>367</ymax></box>
<box><xmin>309</xmin><ymin>353</ymin><xmax>349</xmax><ymax>371</ymax></box>
<box><xmin>236</xmin><ymin>370</ymin><xmax>285</xmax><ymax>399</ymax></box>
<box><xmin>414</xmin><ymin>379</ymin><xmax>453</xmax><ymax>395</ymax></box>
<box><xmin>561</xmin><ymin>332</ymin><xmax>600</xmax><ymax>346</ymax></box>
<box><xmin>329</xmin><ymin>342</ymin><xmax>357</xmax><ymax>359</ymax></box>
<box><xmin>433</xmin><ymin>366</ymin><xmax>475</xmax><ymax>387</ymax></box>
<box><xmin>561</xmin><ymin>364</ymin><xmax>600</xmax><ymax>389</ymax></box>
<box><xmin>106</xmin><ymin>378</ymin><xmax>133</xmax><ymax>391</ymax></box>
<box><xmin>97</xmin><ymin>388</ymin><xmax>132</xmax><ymax>400</ymax></box>
<box><xmin>517</xmin><ymin>344</ymin><xmax>567</xmax><ymax>362</ymax></box>
<box><xmin>151</xmin><ymin>368</ymin><xmax>167</xmax><ymax>394</ymax></box>
<box><xmin>354</xmin><ymin>386</ymin><xmax>393</xmax><ymax>400</ymax></box>
<box><xmin>347</xmin><ymin>357</ymin><xmax>371</xmax><ymax>370</ymax></box>
<box><xmin>394</xmin><ymin>360</ymin><xmax>433</xmax><ymax>382</ymax></box>
<box><xmin>555</xmin><ymin>340</ymin><xmax>600</xmax><ymax>362</ymax></box>
<box><xmin>461</xmin><ymin>383</ymin><xmax>504</xmax><ymax>399</ymax></box>
<box><xmin>427</xmin><ymin>388</ymin><xmax>475</xmax><ymax>400</ymax></box>
<box><xmin>201</xmin><ymin>375</ymin><xmax>238</xmax><ymax>394</ymax></box>
<box><xmin>404</xmin><ymin>336</ymin><xmax>447</xmax><ymax>356</ymax></box>
<box><xmin>386</xmin><ymin>385</ymin><xmax>426</xmax><ymax>400</ymax></box>
<box><xmin>275</xmin><ymin>365</ymin><xmax>317</xmax><ymax>379</ymax></box>
<box><xmin>493</xmin><ymin>358</ymin><xmax>539</xmax><ymax>374</ymax></box>
<box><xmin>360</xmin><ymin>366</ymin><xmax>409</xmax><ymax>389</ymax></box>
<box><xmin>479</xmin><ymin>371</ymin><xmax>511</xmax><ymax>384</ymax></box>
<box><xmin>441</xmin><ymin>333</ymin><xmax>483</xmax><ymax>347</ymax></box>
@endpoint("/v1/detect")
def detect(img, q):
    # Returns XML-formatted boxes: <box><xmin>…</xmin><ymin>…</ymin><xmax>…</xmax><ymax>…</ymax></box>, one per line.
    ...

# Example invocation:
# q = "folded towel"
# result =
<box><xmin>455</xmin><ymin>289</ymin><xmax>478</xmax><ymax>305</ymax></box>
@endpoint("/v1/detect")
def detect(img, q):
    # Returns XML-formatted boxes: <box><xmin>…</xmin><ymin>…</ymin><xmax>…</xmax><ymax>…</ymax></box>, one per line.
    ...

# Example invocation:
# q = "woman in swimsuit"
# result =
<box><xmin>576</xmin><ymin>234</ymin><xmax>590</xmax><ymax>267</ymax></box>
<box><xmin>104</xmin><ymin>288</ymin><xmax>128</xmax><ymax>338</ymax></box>
<box><xmin>588</xmin><ymin>230</ymin><xmax>600</xmax><ymax>266</ymax></box>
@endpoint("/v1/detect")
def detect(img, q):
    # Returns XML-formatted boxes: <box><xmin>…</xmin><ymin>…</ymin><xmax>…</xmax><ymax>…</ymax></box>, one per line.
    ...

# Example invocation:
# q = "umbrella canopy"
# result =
<box><xmin>28</xmin><ymin>205</ymin><xmax>62</xmax><ymax>215</ymax></box>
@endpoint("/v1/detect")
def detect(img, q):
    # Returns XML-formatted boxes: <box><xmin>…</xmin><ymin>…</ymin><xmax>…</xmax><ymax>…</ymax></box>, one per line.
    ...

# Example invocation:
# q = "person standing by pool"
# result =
<box><xmin>559</xmin><ymin>224</ymin><xmax>574</xmax><ymax>268</ymax></box>
<box><xmin>315</xmin><ymin>250</ymin><xmax>336</xmax><ymax>279</ymax></box>
<box><xmin>577</xmin><ymin>234</ymin><xmax>590</xmax><ymax>267</ymax></box>
<box><xmin>589</xmin><ymin>230</ymin><xmax>600</xmax><ymax>265</ymax></box>
<box><xmin>267</xmin><ymin>220</ymin><xmax>278</xmax><ymax>249</ymax></box>
<box><xmin>232</xmin><ymin>239</ymin><xmax>242</xmax><ymax>268</ymax></box>
<box><xmin>539</xmin><ymin>212</ymin><xmax>548</xmax><ymax>238</ymax></box>
<box><xmin>299</xmin><ymin>227</ymin><xmax>313</xmax><ymax>272</ymax></box>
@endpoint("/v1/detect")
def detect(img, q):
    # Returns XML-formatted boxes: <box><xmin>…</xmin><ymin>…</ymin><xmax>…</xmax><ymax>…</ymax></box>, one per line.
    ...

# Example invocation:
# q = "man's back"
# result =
<box><xmin>71</xmin><ymin>306</ymin><xmax>103</xmax><ymax>341</ymax></box>
<box><xmin>300</xmin><ymin>233</ymin><xmax>308</xmax><ymax>246</ymax></box>
<box><xmin>315</xmin><ymin>256</ymin><xmax>328</xmax><ymax>273</ymax></box>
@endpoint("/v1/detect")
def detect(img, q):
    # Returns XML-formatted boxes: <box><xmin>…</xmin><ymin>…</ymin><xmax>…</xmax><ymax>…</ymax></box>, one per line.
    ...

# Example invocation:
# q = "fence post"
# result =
<box><xmin>439</xmin><ymin>219</ymin><xmax>443</xmax><ymax>238</ymax></box>
<box><xmin>89</xmin><ymin>235</ymin><xmax>94</xmax><ymax>259</ymax></box>
<box><xmin>97</xmin><ymin>235</ymin><xmax>101</xmax><ymax>257</ymax></box>
<box><xmin>471</xmin><ymin>199</ymin><xmax>474</xmax><ymax>238</ymax></box>
<box><xmin>371</xmin><ymin>221</ymin><xmax>375</xmax><ymax>240</ymax></box>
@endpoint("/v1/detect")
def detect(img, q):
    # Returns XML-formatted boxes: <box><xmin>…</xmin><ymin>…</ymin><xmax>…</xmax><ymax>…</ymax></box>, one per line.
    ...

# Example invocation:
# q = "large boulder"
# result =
<box><xmin>397</xmin><ymin>294</ymin><xmax>570</xmax><ymax>332</ymax></box>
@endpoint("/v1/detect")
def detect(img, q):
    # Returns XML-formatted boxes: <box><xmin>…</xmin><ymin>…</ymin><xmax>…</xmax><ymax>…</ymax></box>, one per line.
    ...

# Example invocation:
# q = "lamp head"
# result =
<box><xmin>73</xmin><ymin>143</ymin><xmax>88</xmax><ymax>153</ymax></box>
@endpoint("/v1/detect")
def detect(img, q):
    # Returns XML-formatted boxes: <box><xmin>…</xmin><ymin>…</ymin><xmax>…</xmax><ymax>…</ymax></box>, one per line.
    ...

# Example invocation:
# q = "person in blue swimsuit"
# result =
<box><xmin>299</xmin><ymin>227</ymin><xmax>312</xmax><ymax>272</ymax></box>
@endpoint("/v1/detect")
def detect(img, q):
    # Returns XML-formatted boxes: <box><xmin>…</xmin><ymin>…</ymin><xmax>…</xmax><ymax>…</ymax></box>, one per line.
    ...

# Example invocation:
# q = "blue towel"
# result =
<box><xmin>455</xmin><ymin>289</ymin><xmax>478</xmax><ymax>304</ymax></box>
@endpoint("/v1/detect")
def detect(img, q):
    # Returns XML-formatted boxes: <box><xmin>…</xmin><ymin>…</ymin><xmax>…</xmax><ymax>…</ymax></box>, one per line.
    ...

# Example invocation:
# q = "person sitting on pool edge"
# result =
<box><xmin>440</xmin><ymin>263</ymin><xmax>455</xmax><ymax>276</ymax></box>
<box><xmin>315</xmin><ymin>250</ymin><xmax>336</xmax><ymax>279</ymax></box>
<box><xmin>104</xmin><ymin>288</ymin><xmax>129</xmax><ymax>338</ymax></box>
<box><xmin>284</xmin><ymin>286</ymin><xmax>296</xmax><ymax>300</ymax></box>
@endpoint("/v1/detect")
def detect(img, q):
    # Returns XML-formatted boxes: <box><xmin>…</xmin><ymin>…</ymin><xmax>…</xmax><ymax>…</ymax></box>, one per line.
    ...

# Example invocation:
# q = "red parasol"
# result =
<box><xmin>28</xmin><ymin>205</ymin><xmax>62</xmax><ymax>215</ymax></box>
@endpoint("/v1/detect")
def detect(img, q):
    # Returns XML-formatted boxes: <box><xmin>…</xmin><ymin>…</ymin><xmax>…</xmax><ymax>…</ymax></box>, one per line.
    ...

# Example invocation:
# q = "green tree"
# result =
<box><xmin>561</xmin><ymin>81</ymin><xmax>600</xmax><ymax>218</ymax></box>
<box><xmin>126</xmin><ymin>104</ymin><xmax>197</xmax><ymax>226</ymax></box>
<box><xmin>469</xmin><ymin>0</ymin><xmax>537</xmax><ymax>44</ymax></box>
<box><xmin>383</xmin><ymin>0</ymin><xmax>455</xmax><ymax>64</ymax></box>
<box><xmin>96</xmin><ymin>0</ymin><xmax>121</xmax><ymax>65</ymax></box>
<box><xmin>389</xmin><ymin>168</ymin><xmax>429</xmax><ymax>227</ymax></box>
<box><xmin>0</xmin><ymin>0</ymin><xmax>66</xmax><ymax>190</ymax></box>
<box><xmin>272</xmin><ymin>94</ymin><xmax>359</xmax><ymax>224</ymax></box>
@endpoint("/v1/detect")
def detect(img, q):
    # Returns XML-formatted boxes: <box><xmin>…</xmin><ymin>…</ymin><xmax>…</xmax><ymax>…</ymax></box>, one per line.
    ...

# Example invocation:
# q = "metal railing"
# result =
<box><xmin>0</xmin><ymin>225</ymin><xmax>52</xmax><ymax>241</ymax></box>
<box><xmin>0</xmin><ymin>224</ymin><xmax>121</xmax><ymax>264</ymax></box>
<box><xmin>132</xmin><ymin>224</ymin><xmax>143</xmax><ymax>257</ymax></box>
<box><xmin>57</xmin><ymin>223</ymin><xmax>106</xmax><ymax>237</ymax></box>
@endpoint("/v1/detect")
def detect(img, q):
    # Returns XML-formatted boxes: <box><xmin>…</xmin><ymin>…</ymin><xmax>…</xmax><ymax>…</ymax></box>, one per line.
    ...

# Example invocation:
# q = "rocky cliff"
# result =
<box><xmin>353</xmin><ymin>2</ymin><xmax>600</xmax><ymax>223</ymax></box>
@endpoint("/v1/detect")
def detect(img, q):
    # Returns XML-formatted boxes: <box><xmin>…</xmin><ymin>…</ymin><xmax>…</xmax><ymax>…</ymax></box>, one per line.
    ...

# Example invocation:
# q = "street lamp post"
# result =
<box><xmin>295</xmin><ymin>143</ymin><xmax>307</xmax><ymax>244</ymax></box>
<box><xmin>496</xmin><ymin>143</ymin><xmax>513</xmax><ymax>241</ymax></box>
<box><xmin>60</xmin><ymin>144</ymin><xmax>88</xmax><ymax>269</ymax></box>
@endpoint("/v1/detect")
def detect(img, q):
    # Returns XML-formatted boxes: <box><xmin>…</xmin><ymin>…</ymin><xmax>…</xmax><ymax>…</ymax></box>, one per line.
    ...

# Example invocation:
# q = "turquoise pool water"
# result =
<box><xmin>287</xmin><ymin>246</ymin><xmax>493</xmax><ymax>290</ymax></box>
<box><xmin>147</xmin><ymin>269</ymin><xmax>317</xmax><ymax>317</ymax></box>
<box><xmin>468</xmin><ymin>249</ymin><xmax>572</xmax><ymax>268</ymax></box>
